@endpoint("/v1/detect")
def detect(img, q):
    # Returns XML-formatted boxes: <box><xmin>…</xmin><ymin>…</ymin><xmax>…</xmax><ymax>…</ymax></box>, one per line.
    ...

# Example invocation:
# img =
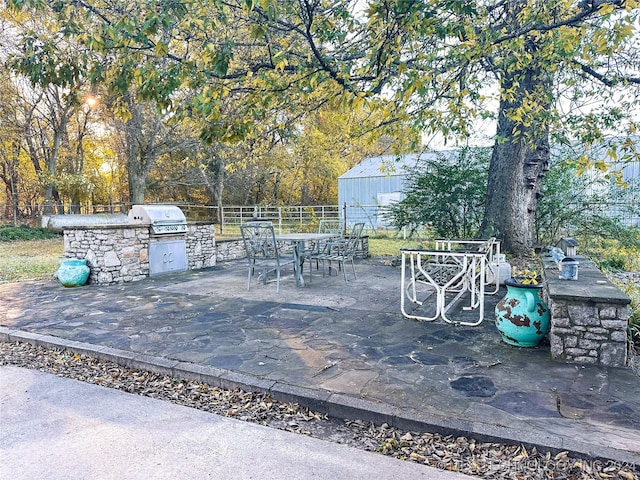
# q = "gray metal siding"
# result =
<box><xmin>622</xmin><ymin>160</ymin><xmax>640</xmax><ymax>183</ymax></box>
<box><xmin>338</xmin><ymin>175</ymin><xmax>405</xmax><ymax>206</ymax></box>
<box><xmin>338</xmin><ymin>175</ymin><xmax>408</xmax><ymax>228</ymax></box>
<box><xmin>338</xmin><ymin>152</ymin><xmax>432</xmax><ymax>228</ymax></box>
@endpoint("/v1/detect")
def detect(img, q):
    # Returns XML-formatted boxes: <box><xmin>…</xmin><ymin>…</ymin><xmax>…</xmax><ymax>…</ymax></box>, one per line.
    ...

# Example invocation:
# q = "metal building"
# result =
<box><xmin>566</xmin><ymin>137</ymin><xmax>640</xmax><ymax>227</ymax></box>
<box><xmin>611</xmin><ymin>158</ymin><xmax>640</xmax><ymax>226</ymax></box>
<box><xmin>339</xmin><ymin>141</ymin><xmax>639</xmax><ymax>230</ymax></box>
<box><xmin>338</xmin><ymin>152</ymin><xmax>438</xmax><ymax>229</ymax></box>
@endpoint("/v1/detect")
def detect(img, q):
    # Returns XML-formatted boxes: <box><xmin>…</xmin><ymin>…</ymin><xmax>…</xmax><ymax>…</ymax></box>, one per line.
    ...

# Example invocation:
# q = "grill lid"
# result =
<box><xmin>128</xmin><ymin>205</ymin><xmax>188</xmax><ymax>234</ymax></box>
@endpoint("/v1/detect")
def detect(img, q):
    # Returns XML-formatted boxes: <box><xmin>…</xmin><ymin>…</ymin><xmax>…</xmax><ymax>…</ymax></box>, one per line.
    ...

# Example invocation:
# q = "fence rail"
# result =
<box><xmin>2</xmin><ymin>200</ymin><xmax>637</xmax><ymax>233</ymax></box>
<box><xmin>0</xmin><ymin>203</ymin><xmax>386</xmax><ymax>234</ymax></box>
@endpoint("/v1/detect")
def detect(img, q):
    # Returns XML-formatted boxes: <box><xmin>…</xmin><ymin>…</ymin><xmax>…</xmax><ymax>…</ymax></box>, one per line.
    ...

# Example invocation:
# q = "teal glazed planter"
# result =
<box><xmin>56</xmin><ymin>258</ymin><xmax>90</xmax><ymax>288</ymax></box>
<box><xmin>495</xmin><ymin>278</ymin><xmax>550</xmax><ymax>347</ymax></box>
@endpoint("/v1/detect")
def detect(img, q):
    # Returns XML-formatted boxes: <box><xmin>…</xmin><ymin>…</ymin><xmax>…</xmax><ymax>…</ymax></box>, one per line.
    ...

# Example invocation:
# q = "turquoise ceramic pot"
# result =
<box><xmin>56</xmin><ymin>258</ymin><xmax>90</xmax><ymax>287</ymax></box>
<box><xmin>495</xmin><ymin>278</ymin><xmax>550</xmax><ymax>347</ymax></box>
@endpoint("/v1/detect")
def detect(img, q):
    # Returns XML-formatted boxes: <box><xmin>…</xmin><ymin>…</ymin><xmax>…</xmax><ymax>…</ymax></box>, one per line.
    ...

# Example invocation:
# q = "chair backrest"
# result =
<box><xmin>318</xmin><ymin>219</ymin><xmax>344</xmax><ymax>236</ymax></box>
<box><xmin>343</xmin><ymin>222</ymin><xmax>364</xmax><ymax>254</ymax></box>
<box><xmin>240</xmin><ymin>223</ymin><xmax>279</xmax><ymax>261</ymax></box>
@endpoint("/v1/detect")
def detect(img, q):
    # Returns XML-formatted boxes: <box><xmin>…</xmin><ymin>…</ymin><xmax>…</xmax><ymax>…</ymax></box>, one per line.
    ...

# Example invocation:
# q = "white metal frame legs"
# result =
<box><xmin>400</xmin><ymin>248</ymin><xmax>488</xmax><ymax>326</ymax></box>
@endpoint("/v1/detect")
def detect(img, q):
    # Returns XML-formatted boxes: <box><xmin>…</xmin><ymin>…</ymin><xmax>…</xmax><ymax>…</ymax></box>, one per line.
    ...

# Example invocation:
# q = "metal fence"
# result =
<box><xmin>3</xmin><ymin>200</ymin><xmax>637</xmax><ymax>233</ymax></box>
<box><xmin>215</xmin><ymin>204</ymin><xmax>394</xmax><ymax>233</ymax></box>
<box><xmin>1</xmin><ymin>202</ymin><xmax>397</xmax><ymax>234</ymax></box>
<box><xmin>0</xmin><ymin>203</ymin><xmax>374</xmax><ymax>234</ymax></box>
<box><xmin>218</xmin><ymin>205</ymin><xmax>341</xmax><ymax>232</ymax></box>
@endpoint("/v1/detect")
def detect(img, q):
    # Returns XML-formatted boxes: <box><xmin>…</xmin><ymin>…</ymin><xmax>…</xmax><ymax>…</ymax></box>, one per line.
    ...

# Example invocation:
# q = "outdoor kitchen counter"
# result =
<box><xmin>61</xmin><ymin>220</ymin><xmax>216</xmax><ymax>285</ymax></box>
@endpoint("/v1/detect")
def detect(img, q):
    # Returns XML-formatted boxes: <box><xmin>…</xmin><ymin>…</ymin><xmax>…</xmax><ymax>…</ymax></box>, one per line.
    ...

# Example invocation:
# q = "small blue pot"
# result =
<box><xmin>495</xmin><ymin>278</ymin><xmax>550</xmax><ymax>347</ymax></box>
<box><xmin>56</xmin><ymin>258</ymin><xmax>90</xmax><ymax>288</ymax></box>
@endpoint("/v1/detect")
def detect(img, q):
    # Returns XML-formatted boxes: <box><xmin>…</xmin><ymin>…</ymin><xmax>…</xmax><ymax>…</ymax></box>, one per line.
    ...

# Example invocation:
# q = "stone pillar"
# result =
<box><xmin>542</xmin><ymin>256</ymin><xmax>631</xmax><ymax>367</ymax></box>
<box><xmin>355</xmin><ymin>235</ymin><xmax>370</xmax><ymax>259</ymax></box>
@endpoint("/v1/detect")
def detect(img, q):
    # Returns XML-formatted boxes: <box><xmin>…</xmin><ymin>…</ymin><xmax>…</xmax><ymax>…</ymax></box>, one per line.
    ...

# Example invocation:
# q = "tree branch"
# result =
<box><xmin>574</xmin><ymin>60</ymin><xmax>640</xmax><ymax>86</ymax></box>
<box><xmin>491</xmin><ymin>0</ymin><xmax>625</xmax><ymax>46</ymax></box>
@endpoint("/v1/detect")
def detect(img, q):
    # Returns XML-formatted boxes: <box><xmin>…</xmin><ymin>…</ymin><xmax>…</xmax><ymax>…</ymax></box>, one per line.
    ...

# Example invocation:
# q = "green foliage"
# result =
<box><xmin>381</xmin><ymin>147</ymin><xmax>489</xmax><ymax>239</ymax></box>
<box><xmin>580</xmin><ymin>234</ymin><xmax>640</xmax><ymax>273</ymax></box>
<box><xmin>578</xmin><ymin>234</ymin><xmax>640</xmax><ymax>349</ymax></box>
<box><xmin>10</xmin><ymin>0</ymin><xmax>638</xmax><ymax>147</ymax></box>
<box><xmin>609</xmin><ymin>278</ymin><xmax>640</xmax><ymax>351</ymax></box>
<box><xmin>0</xmin><ymin>225</ymin><xmax>60</xmax><ymax>241</ymax></box>
<box><xmin>536</xmin><ymin>147</ymin><xmax>640</xmax><ymax>247</ymax></box>
<box><xmin>3</xmin><ymin>0</ymin><xmax>640</xmax><ymax>254</ymax></box>
<box><xmin>598</xmin><ymin>254</ymin><xmax>628</xmax><ymax>272</ymax></box>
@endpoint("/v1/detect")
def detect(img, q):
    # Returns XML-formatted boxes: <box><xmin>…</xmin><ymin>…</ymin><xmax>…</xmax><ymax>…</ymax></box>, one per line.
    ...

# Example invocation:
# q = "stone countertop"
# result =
<box><xmin>541</xmin><ymin>255</ymin><xmax>631</xmax><ymax>305</ymax></box>
<box><xmin>62</xmin><ymin>221</ymin><xmax>215</xmax><ymax>230</ymax></box>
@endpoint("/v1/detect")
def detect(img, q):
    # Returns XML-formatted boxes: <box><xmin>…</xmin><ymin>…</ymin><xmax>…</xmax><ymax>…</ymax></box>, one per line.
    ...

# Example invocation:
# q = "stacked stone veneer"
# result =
<box><xmin>186</xmin><ymin>223</ymin><xmax>216</xmax><ymax>270</ymax></box>
<box><xmin>213</xmin><ymin>235</ymin><xmax>370</xmax><ymax>262</ymax></box>
<box><xmin>63</xmin><ymin>223</ymin><xmax>216</xmax><ymax>286</ymax></box>
<box><xmin>215</xmin><ymin>237</ymin><xmax>247</xmax><ymax>262</ymax></box>
<box><xmin>541</xmin><ymin>256</ymin><xmax>630</xmax><ymax>367</ymax></box>
<box><xmin>63</xmin><ymin>225</ymin><xmax>149</xmax><ymax>285</ymax></box>
<box><xmin>355</xmin><ymin>236</ymin><xmax>370</xmax><ymax>259</ymax></box>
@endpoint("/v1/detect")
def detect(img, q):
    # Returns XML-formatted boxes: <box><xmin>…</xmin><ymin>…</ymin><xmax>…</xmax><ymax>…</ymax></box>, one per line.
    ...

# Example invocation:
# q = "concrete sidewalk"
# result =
<box><xmin>0</xmin><ymin>366</ymin><xmax>472</xmax><ymax>480</ymax></box>
<box><xmin>1</xmin><ymin>259</ymin><xmax>639</xmax><ymax>466</ymax></box>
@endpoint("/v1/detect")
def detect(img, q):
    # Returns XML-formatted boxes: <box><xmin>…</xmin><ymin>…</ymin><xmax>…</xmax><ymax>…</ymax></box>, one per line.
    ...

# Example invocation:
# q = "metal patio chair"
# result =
<box><xmin>318</xmin><ymin>219</ymin><xmax>344</xmax><ymax>236</ymax></box>
<box><xmin>240</xmin><ymin>222</ymin><xmax>294</xmax><ymax>293</ymax></box>
<box><xmin>300</xmin><ymin>219</ymin><xmax>346</xmax><ymax>275</ymax></box>
<box><xmin>312</xmin><ymin>222</ymin><xmax>364</xmax><ymax>282</ymax></box>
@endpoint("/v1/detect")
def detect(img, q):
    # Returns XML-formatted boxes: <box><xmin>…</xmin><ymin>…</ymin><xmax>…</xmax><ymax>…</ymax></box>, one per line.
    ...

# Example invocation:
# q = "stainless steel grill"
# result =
<box><xmin>128</xmin><ymin>204</ymin><xmax>188</xmax><ymax>234</ymax></box>
<box><xmin>128</xmin><ymin>205</ymin><xmax>188</xmax><ymax>276</ymax></box>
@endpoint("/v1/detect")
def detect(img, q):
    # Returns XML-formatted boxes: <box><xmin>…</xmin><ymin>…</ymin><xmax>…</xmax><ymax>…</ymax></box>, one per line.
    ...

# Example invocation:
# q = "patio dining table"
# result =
<box><xmin>400</xmin><ymin>238</ymin><xmax>500</xmax><ymax>326</ymax></box>
<box><xmin>275</xmin><ymin>232</ymin><xmax>340</xmax><ymax>287</ymax></box>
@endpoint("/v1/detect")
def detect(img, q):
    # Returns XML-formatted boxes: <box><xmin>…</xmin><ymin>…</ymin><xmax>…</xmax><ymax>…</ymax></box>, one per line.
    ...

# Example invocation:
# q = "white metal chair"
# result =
<box><xmin>434</xmin><ymin>237</ymin><xmax>501</xmax><ymax>295</ymax></box>
<box><xmin>400</xmin><ymin>249</ymin><xmax>486</xmax><ymax>325</ymax></box>
<box><xmin>240</xmin><ymin>222</ymin><xmax>294</xmax><ymax>293</ymax></box>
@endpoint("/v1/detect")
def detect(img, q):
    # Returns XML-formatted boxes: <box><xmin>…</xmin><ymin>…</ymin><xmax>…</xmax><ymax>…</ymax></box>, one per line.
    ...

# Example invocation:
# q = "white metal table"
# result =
<box><xmin>400</xmin><ymin>238</ymin><xmax>499</xmax><ymax>326</ymax></box>
<box><xmin>434</xmin><ymin>238</ymin><xmax>501</xmax><ymax>296</ymax></box>
<box><xmin>275</xmin><ymin>233</ymin><xmax>339</xmax><ymax>287</ymax></box>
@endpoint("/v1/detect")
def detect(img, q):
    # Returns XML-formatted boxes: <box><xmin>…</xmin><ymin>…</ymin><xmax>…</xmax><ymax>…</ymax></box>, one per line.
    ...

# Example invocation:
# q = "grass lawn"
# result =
<box><xmin>368</xmin><ymin>236</ymin><xmax>425</xmax><ymax>257</ymax></box>
<box><xmin>0</xmin><ymin>238</ymin><xmax>64</xmax><ymax>283</ymax></box>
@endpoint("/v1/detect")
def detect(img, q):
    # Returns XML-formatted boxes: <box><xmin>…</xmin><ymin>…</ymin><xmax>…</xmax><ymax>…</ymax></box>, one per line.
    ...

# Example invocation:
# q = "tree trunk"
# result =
<box><xmin>43</xmin><ymin>113</ymin><xmax>69</xmax><ymax>215</ymax></box>
<box><xmin>122</xmin><ymin>95</ymin><xmax>177</xmax><ymax>205</ymax></box>
<box><xmin>128</xmin><ymin>168</ymin><xmax>147</xmax><ymax>204</ymax></box>
<box><xmin>1</xmin><ymin>141</ymin><xmax>21</xmax><ymax>226</ymax></box>
<box><xmin>123</xmin><ymin>99</ymin><xmax>150</xmax><ymax>205</ymax></box>
<box><xmin>481</xmin><ymin>68</ymin><xmax>551</xmax><ymax>255</ymax></box>
<box><xmin>69</xmin><ymin>114</ymin><xmax>89</xmax><ymax>214</ymax></box>
<box><xmin>8</xmin><ymin>175</ymin><xmax>19</xmax><ymax>227</ymax></box>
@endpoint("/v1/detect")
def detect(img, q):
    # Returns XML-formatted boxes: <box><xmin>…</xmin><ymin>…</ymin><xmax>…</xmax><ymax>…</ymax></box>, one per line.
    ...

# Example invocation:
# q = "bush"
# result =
<box><xmin>381</xmin><ymin>147</ymin><xmax>489</xmax><ymax>238</ymax></box>
<box><xmin>613</xmin><ymin>281</ymin><xmax>640</xmax><ymax>355</ymax></box>
<box><xmin>536</xmin><ymin>147</ymin><xmax>640</xmax><ymax>247</ymax></box>
<box><xmin>598</xmin><ymin>255</ymin><xmax>627</xmax><ymax>271</ymax></box>
<box><xmin>580</xmin><ymin>233</ymin><xmax>640</xmax><ymax>272</ymax></box>
<box><xmin>0</xmin><ymin>225</ymin><xmax>60</xmax><ymax>242</ymax></box>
